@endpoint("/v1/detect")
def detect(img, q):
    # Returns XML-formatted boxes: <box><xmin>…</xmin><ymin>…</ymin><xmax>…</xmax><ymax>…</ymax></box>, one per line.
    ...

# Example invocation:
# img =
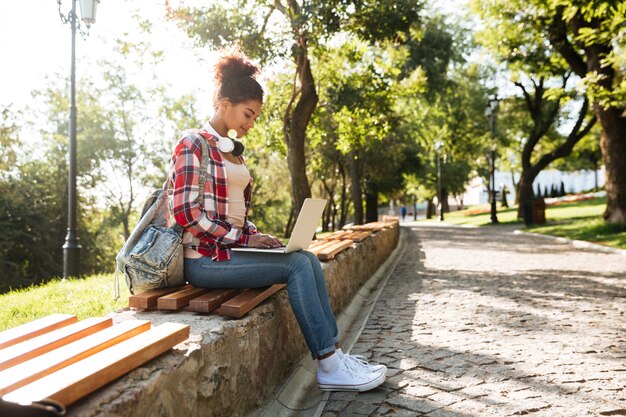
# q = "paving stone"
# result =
<box><xmin>341</xmin><ymin>401</ymin><xmax>378</xmax><ymax>416</ymax></box>
<box><xmin>325</xmin><ymin>400</ymin><xmax>349</xmax><ymax>412</ymax></box>
<box><xmin>380</xmin><ymin>409</ymin><xmax>419</xmax><ymax>417</ymax></box>
<box><xmin>319</xmin><ymin>224</ymin><xmax>626</xmax><ymax>417</ymax></box>
<box><xmin>427</xmin><ymin>391</ymin><xmax>463</xmax><ymax>406</ymax></box>
<box><xmin>385</xmin><ymin>394</ymin><xmax>441</xmax><ymax>414</ymax></box>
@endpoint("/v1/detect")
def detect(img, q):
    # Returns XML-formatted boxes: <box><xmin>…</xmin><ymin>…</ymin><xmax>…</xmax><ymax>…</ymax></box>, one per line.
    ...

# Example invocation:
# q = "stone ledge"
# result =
<box><xmin>66</xmin><ymin>224</ymin><xmax>399</xmax><ymax>417</ymax></box>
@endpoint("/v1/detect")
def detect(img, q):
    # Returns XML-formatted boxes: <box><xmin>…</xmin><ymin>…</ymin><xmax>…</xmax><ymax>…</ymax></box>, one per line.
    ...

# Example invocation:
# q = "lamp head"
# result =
<box><xmin>79</xmin><ymin>0</ymin><xmax>99</xmax><ymax>24</ymax></box>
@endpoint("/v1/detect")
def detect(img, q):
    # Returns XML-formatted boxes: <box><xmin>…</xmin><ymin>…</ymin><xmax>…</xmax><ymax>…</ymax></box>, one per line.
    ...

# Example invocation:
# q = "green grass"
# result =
<box><xmin>427</xmin><ymin>196</ymin><xmax>626</xmax><ymax>250</ymax></box>
<box><xmin>436</xmin><ymin>204</ymin><xmax>522</xmax><ymax>226</ymax></box>
<box><xmin>527</xmin><ymin>217</ymin><xmax>626</xmax><ymax>248</ymax></box>
<box><xmin>0</xmin><ymin>274</ymin><xmax>130</xmax><ymax>332</ymax></box>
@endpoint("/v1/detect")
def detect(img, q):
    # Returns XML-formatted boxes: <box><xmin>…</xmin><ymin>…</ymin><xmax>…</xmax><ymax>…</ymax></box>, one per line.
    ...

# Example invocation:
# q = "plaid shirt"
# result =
<box><xmin>169</xmin><ymin>130</ymin><xmax>258</xmax><ymax>261</ymax></box>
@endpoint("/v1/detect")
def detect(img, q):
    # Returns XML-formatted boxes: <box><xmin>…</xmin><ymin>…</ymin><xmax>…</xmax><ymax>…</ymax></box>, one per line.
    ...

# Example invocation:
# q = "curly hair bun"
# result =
<box><xmin>214</xmin><ymin>48</ymin><xmax>260</xmax><ymax>84</ymax></box>
<box><xmin>213</xmin><ymin>47</ymin><xmax>264</xmax><ymax>107</ymax></box>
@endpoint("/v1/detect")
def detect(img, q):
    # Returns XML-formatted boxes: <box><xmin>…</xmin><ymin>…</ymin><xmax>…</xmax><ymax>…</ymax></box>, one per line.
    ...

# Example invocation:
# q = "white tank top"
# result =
<box><xmin>224</xmin><ymin>158</ymin><xmax>251</xmax><ymax>228</ymax></box>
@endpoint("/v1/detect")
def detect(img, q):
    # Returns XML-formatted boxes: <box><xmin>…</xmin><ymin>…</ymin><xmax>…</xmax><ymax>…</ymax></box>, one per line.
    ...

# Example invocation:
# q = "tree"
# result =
<box><xmin>471</xmin><ymin>0</ymin><xmax>596</xmax><ymax>220</ymax></box>
<box><xmin>172</xmin><ymin>0</ymin><xmax>422</xmax><ymax>233</ymax></box>
<box><xmin>0</xmin><ymin>106</ymin><xmax>19</xmax><ymax>176</ymax></box>
<box><xmin>473</xmin><ymin>0</ymin><xmax>626</xmax><ymax>223</ymax></box>
<box><xmin>513</xmin><ymin>78</ymin><xmax>594</xmax><ymax>218</ymax></box>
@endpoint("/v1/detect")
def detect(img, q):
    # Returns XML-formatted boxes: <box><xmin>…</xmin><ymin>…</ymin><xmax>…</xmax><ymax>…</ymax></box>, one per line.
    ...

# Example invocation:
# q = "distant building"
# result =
<box><xmin>462</xmin><ymin>167</ymin><xmax>605</xmax><ymax>206</ymax></box>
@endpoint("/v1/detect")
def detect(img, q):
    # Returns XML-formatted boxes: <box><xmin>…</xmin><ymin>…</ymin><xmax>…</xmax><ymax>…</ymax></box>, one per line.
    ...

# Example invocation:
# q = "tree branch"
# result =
<box><xmin>534</xmin><ymin>97</ymin><xmax>596</xmax><ymax>173</ymax></box>
<box><xmin>514</xmin><ymin>81</ymin><xmax>534</xmax><ymax>115</ymax></box>
<box><xmin>273</xmin><ymin>0</ymin><xmax>286</xmax><ymax>15</ymax></box>
<box><xmin>547</xmin><ymin>7</ymin><xmax>588</xmax><ymax>77</ymax></box>
<box><xmin>260</xmin><ymin>6</ymin><xmax>276</xmax><ymax>34</ymax></box>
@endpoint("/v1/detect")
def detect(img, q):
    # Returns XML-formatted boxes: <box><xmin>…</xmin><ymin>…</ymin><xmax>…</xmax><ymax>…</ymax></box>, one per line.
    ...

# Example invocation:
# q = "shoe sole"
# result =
<box><xmin>318</xmin><ymin>372</ymin><xmax>386</xmax><ymax>392</ymax></box>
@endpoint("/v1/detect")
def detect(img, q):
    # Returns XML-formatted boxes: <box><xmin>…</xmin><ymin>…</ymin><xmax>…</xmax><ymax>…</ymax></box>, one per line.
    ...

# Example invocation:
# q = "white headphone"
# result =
<box><xmin>218</xmin><ymin>136</ymin><xmax>235</xmax><ymax>153</ymax></box>
<box><xmin>217</xmin><ymin>129</ymin><xmax>245</xmax><ymax>156</ymax></box>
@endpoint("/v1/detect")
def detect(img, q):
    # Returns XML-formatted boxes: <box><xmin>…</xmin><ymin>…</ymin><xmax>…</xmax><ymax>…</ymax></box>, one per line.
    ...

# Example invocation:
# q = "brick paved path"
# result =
<box><xmin>321</xmin><ymin>224</ymin><xmax>626</xmax><ymax>417</ymax></box>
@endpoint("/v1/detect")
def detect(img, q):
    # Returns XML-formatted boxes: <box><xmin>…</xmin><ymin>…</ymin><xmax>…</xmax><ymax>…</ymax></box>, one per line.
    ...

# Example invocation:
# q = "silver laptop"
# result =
<box><xmin>232</xmin><ymin>198</ymin><xmax>327</xmax><ymax>254</ymax></box>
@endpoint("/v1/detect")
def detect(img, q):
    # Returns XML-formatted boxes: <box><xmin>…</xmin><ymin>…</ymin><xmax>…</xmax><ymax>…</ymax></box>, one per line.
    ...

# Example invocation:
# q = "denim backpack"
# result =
<box><xmin>115</xmin><ymin>135</ymin><xmax>209</xmax><ymax>297</ymax></box>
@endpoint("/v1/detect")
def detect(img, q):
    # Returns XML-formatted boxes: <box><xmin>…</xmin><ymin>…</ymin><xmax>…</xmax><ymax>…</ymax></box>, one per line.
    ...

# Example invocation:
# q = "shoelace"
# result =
<box><xmin>349</xmin><ymin>354</ymin><xmax>371</xmax><ymax>366</ymax></box>
<box><xmin>341</xmin><ymin>354</ymin><xmax>368</xmax><ymax>378</ymax></box>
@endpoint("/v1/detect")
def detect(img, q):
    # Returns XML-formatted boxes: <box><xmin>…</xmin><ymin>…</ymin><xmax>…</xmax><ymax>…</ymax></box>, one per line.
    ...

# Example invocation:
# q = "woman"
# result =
<box><xmin>169</xmin><ymin>49</ymin><xmax>386</xmax><ymax>392</ymax></box>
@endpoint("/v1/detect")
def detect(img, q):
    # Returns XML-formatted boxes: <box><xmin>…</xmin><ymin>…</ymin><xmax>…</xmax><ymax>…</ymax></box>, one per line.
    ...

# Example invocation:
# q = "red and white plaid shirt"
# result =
<box><xmin>169</xmin><ymin>130</ymin><xmax>258</xmax><ymax>261</ymax></box>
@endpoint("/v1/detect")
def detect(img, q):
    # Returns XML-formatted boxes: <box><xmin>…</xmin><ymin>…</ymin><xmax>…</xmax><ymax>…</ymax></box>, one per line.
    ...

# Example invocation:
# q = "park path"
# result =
<box><xmin>321</xmin><ymin>223</ymin><xmax>626</xmax><ymax>417</ymax></box>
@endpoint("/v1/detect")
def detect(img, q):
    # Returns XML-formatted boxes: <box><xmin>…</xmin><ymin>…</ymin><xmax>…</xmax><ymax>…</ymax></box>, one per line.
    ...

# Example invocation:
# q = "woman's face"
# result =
<box><xmin>222</xmin><ymin>99</ymin><xmax>262</xmax><ymax>138</ymax></box>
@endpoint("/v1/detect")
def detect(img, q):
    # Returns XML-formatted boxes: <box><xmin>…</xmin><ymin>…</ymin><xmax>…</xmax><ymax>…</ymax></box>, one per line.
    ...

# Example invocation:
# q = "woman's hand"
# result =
<box><xmin>247</xmin><ymin>233</ymin><xmax>284</xmax><ymax>249</ymax></box>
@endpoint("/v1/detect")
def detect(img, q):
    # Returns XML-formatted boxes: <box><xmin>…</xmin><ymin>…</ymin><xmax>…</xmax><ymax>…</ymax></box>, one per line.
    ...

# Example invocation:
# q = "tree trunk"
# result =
<box><xmin>283</xmin><ymin>39</ymin><xmax>317</xmax><ymax>236</ymax></box>
<box><xmin>365</xmin><ymin>188</ymin><xmax>378</xmax><ymax>223</ymax></box>
<box><xmin>339</xmin><ymin>161</ymin><xmax>348</xmax><ymax>229</ymax></box>
<box><xmin>549</xmin><ymin>8</ymin><xmax>625</xmax><ymax>224</ymax></box>
<box><xmin>320</xmin><ymin>180</ymin><xmax>335</xmax><ymax>232</ymax></box>
<box><xmin>512</xmin><ymin>171</ymin><xmax>520</xmax><ymax>205</ymax></box>
<box><xmin>594</xmin><ymin>106</ymin><xmax>626</xmax><ymax>224</ymax></box>
<box><xmin>350</xmin><ymin>150</ymin><xmax>363</xmax><ymax>225</ymax></box>
<box><xmin>426</xmin><ymin>198</ymin><xmax>435</xmax><ymax>219</ymax></box>
<box><xmin>517</xmin><ymin>170</ymin><xmax>538</xmax><ymax>219</ymax></box>
<box><xmin>441</xmin><ymin>188</ymin><xmax>450</xmax><ymax>213</ymax></box>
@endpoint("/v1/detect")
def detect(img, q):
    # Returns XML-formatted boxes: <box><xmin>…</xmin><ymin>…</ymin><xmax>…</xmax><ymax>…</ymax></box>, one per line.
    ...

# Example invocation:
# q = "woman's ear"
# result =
<box><xmin>219</xmin><ymin>98</ymin><xmax>232</xmax><ymax>113</ymax></box>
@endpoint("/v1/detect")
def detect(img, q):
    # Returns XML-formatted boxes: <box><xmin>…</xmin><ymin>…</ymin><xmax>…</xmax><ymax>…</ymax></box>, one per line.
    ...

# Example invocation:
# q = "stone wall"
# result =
<box><xmin>67</xmin><ymin>224</ymin><xmax>399</xmax><ymax>417</ymax></box>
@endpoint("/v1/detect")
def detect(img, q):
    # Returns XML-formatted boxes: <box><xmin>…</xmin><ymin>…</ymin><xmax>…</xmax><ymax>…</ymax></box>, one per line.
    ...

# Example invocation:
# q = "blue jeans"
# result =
<box><xmin>184</xmin><ymin>250</ymin><xmax>339</xmax><ymax>358</ymax></box>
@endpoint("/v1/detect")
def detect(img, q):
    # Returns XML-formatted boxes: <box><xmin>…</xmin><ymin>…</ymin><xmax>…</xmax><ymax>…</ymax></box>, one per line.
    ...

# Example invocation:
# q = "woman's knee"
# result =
<box><xmin>301</xmin><ymin>249</ymin><xmax>320</xmax><ymax>264</ymax></box>
<box><xmin>284</xmin><ymin>252</ymin><xmax>316</xmax><ymax>280</ymax></box>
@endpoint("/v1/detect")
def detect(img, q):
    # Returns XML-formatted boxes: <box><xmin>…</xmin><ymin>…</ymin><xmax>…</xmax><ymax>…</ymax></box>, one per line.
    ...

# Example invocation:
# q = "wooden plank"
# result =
<box><xmin>0</xmin><ymin>314</ymin><xmax>77</xmax><ymax>350</ymax></box>
<box><xmin>0</xmin><ymin>320</ymin><xmax>151</xmax><ymax>396</ymax></box>
<box><xmin>306</xmin><ymin>240</ymin><xmax>340</xmax><ymax>256</ymax></box>
<box><xmin>3</xmin><ymin>322</ymin><xmax>190</xmax><ymax>407</ymax></box>
<box><xmin>322</xmin><ymin>230</ymin><xmax>351</xmax><ymax>241</ymax></box>
<box><xmin>308</xmin><ymin>240</ymin><xmax>327</xmax><ymax>249</ymax></box>
<box><xmin>0</xmin><ymin>317</ymin><xmax>111</xmax><ymax>372</ymax></box>
<box><xmin>347</xmin><ymin>222</ymin><xmax>385</xmax><ymax>231</ymax></box>
<box><xmin>188</xmin><ymin>289</ymin><xmax>242</xmax><ymax>313</ymax></box>
<box><xmin>215</xmin><ymin>284</ymin><xmax>286</xmax><ymax>319</ymax></box>
<box><xmin>346</xmin><ymin>231</ymin><xmax>372</xmax><ymax>242</ymax></box>
<box><xmin>129</xmin><ymin>284</ymin><xmax>190</xmax><ymax>309</ymax></box>
<box><xmin>317</xmin><ymin>240</ymin><xmax>354</xmax><ymax>261</ymax></box>
<box><xmin>157</xmin><ymin>286</ymin><xmax>209</xmax><ymax>310</ymax></box>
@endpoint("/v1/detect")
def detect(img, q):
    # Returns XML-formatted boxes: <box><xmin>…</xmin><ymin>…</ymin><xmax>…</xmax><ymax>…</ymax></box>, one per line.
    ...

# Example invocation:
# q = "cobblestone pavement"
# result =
<box><xmin>321</xmin><ymin>223</ymin><xmax>626</xmax><ymax>417</ymax></box>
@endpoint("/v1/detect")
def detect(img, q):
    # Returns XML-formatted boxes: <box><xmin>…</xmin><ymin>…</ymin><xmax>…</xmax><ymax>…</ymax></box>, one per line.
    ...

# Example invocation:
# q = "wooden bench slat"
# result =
<box><xmin>188</xmin><ymin>289</ymin><xmax>242</xmax><ymax>313</ymax></box>
<box><xmin>317</xmin><ymin>240</ymin><xmax>354</xmax><ymax>261</ymax></box>
<box><xmin>0</xmin><ymin>320</ymin><xmax>151</xmax><ymax>396</ymax></box>
<box><xmin>346</xmin><ymin>231</ymin><xmax>371</xmax><ymax>242</ymax></box>
<box><xmin>347</xmin><ymin>223</ymin><xmax>384</xmax><ymax>231</ymax></box>
<box><xmin>322</xmin><ymin>230</ymin><xmax>351</xmax><ymax>240</ymax></box>
<box><xmin>0</xmin><ymin>314</ymin><xmax>77</xmax><ymax>350</ymax></box>
<box><xmin>0</xmin><ymin>317</ymin><xmax>112</xmax><ymax>372</ymax></box>
<box><xmin>3</xmin><ymin>322</ymin><xmax>190</xmax><ymax>407</ymax></box>
<box><xmin>215</xmin><ymin>284</ymin><xmax>286</xmax><ymax>319</ymax></box>
<box><xmin>157</xmin><ymin>286</ymin><xmax>209</xmax><ymax>310</ymax></box>
<box><xmin>308</xmin><ymin>240</ymin><xmax>327</xmax><ymax>249</ymax></box>
<box><xmin>129</xmin><ymin>285</ymin><xmax>190</xmax><ymax>309</ymax></box>
<box><xmin>307</xmin><ymin>240</ymin><xmax>341</xmax><ymax>256</ymax></box>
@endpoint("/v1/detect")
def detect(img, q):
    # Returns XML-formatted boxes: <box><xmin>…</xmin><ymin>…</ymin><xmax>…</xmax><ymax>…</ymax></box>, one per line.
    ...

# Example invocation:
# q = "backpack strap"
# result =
<box><xmin>196</xmin><ymin>134</ymin><xmax>210</xmax><ymax>204</ymax></box>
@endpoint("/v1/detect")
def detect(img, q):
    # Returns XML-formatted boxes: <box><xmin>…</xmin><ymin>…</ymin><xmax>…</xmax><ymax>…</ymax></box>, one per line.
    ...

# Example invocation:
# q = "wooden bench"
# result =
<box><xmin>127</xmin><ymin>219</ymin><xmax>398</xmax><ymax>315</ymax></box>
<box><xmin>0</xmin><ymin>314</ymin><xmax>189</xmax><ymax>413</ymax></box>
<box><xmin>129</xmin><ymin>284</ymin><xmax>287</xmax><ymax>318</ymax></box>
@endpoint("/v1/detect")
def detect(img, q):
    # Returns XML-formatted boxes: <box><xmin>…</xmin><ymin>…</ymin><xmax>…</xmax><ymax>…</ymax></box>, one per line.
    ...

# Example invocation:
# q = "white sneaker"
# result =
<box><xmin>317</xmin><ymin>355</ymin><xmax>386</xmax><ymax>392</ymax></box>
<box><xmin>345</xmin><ymin>354</ymin><xmax>388</xmax><ymax>374</ymax></box>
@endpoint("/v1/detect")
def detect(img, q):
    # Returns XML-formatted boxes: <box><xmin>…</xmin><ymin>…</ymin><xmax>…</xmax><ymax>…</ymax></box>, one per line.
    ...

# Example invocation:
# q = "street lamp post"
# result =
<box><xmin>58</xmin><ymin>0</ymin><xmax>99</xmax><ymax>278</ymax></box>
<box><xmin>434</xmin><ymin>140</ymin><xmax>444</xmax><ymax>222</ymax></box>
<box><xmin>485</xmin><ymin>95</ymin><xmax>499</xmax><ymax>224</ymax></box>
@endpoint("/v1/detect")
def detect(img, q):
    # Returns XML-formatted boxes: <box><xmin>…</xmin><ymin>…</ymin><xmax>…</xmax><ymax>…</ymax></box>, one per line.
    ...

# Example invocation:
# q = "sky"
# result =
<box><xmin>0</xmin><ymin>0</ymin><xmax>215</xmax><ymax>115</ymax></box>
